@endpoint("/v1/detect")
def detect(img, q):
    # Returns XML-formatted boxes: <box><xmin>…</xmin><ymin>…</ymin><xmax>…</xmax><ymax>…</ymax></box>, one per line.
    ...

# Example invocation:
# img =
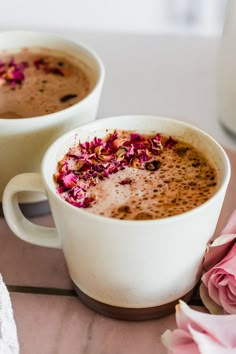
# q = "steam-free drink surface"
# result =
<box><xmin>55</xmin><ymin>130</ymin><xmax>219</xmax><ymax>220</ymax></box>
<box><xmin>0</xmin><ymin>48</ymin><xmax>94</xmax><ymax>118</ymax></box>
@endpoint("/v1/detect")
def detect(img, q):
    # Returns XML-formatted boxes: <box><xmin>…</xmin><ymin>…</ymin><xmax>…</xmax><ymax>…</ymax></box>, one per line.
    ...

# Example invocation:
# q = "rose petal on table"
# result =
<box><xmin>203</xmin><ymin>234</ymin><xmax>236</xmax><ymax>271</ymax></box>
<box><xmin>189</xmin><ymin>327</ymin><xmax>236</xmax><ymax>354</ymax></box>
<box><xmin>162</xmin><ymin>328</ymin><xmax>200</xmax><ymax>354</ymax></box>
<box><xmin>199</xmin><ymin>283</ymin><xmax>224</xmax><ymax>314</ymax></box>
<box><xmin>176</xmin><ymin>301</ymin><xmax>236</xmax><ymax>347</ymax></box>
<box><xmin>161</xmin><ymin>302</ymin><xmax>236</xmax><ymax>353</ymax></box>
<box><xmin>221</xmin><ymin>209</ymin><xmax>236</xmax><ymax>235</ymax></box>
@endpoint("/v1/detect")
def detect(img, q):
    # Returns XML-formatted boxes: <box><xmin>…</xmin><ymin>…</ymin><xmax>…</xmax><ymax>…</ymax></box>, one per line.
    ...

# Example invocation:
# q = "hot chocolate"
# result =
<box><xmin>54</xmin><ymin>130</ymin><xmax>219</xmax><ymax>220</ymax></box>
<box><xmin>0</xmin><ymin>48</ymin><xmax>94</xmax><ymax>118</ymax></box>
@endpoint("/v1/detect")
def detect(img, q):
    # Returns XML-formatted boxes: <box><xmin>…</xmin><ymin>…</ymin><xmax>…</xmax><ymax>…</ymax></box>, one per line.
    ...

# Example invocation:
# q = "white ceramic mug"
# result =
<box><xmin>0</xmin><ymin>31</ymin><xmax>105</xmax><ymax>213</ymax></box>
<box><xmin>2</xmin><ymin>115</ymin><xmax>230</xmax><ymax>320</ymax></box>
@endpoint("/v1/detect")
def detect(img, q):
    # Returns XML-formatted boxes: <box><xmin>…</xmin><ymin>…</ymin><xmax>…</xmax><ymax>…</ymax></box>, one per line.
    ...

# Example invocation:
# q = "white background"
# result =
<box><xmin>0</xmin><ymin>0</ymin><xmax>228</xmax><ymax>36</ymax></box>
<box><xmin>1</xmin><ymin>0</ymin><xmax>235</xmax><ymax>150</ymax></box>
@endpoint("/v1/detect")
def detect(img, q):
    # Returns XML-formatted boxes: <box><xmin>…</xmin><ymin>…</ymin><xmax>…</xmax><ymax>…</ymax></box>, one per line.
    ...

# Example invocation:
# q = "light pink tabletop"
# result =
<box><xmin>0</xmin><ymin>147</ymin><xmax>235</xmax><ymax>354</ymax></box>
<box><xmin>12</xmin><ymin>292</ymin><xmax>181</xmax><ymax>354</ymax></box>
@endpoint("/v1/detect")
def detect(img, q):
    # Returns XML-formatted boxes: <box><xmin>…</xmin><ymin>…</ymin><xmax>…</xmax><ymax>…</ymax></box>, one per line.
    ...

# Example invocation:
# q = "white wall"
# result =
<box><xmin>0</xmin><ymin>0</ymin><xmax>228</xmax><ymax>35</ymax></box>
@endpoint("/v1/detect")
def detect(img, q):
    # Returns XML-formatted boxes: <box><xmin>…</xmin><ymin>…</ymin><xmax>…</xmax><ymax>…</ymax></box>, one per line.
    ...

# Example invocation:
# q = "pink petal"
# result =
<box><xmin>202</xmin><ymin>243</ymin><xmax>236</xmax><ymax>288</ymax></box>
<box><xmin>165</xmin><ymin>136</ymin><xmax>178</xmax><ymax>148</ymax></box>
<box><xmin>203</xmin><ymin>234</ymin><xmax>236</xmax><ymax>271</ymax></box>
<box><xmin>202</xmin><ymin>249</ymin><xmax>236</xmax><ymax>314</ymax></box>
<box><xmin>189</xmin><ymin>327</ymin><xmax>236</xmax><ymax>354</ymax></box>
<box><xmin>228</xmin><ymin>282</ymin><xmax>236</xmax><ymax>297</ymax></box>
<box><xmin>176</xmin><ymin>301</ymin><xmax>236</xmax><ymax>347</ymax></box>
<box><xmin>62</xmin><ymin>172</ymin><xmax>77</xmax><ymax>188</ymax></box>
<box><xmin>162</xmin><ymin>302</ymin><xmax>236</xmax><ymax>353</ymax></box>
<box><xmin>218</xmin><ymin>280</ymin><xmax>236</xmax><ymax>314</ymax></box>
<box><xmin>162</xmin><ymin>329</ymin><xmax>200</xmax><ymax>354</ymax></box>
<box><xmin>216</xmin><ymin>245</ymin><xmax>236</xmax><ymax>273</ymax></box>
<box><xmin>205</xmin><ymin>273</ymin><xmax>223</xmax><ymax>306</ymax></box>
<box><xmin>203</xmin><ymin>209</ymin><xmax>236</xmax><ymax>271</ymax></box>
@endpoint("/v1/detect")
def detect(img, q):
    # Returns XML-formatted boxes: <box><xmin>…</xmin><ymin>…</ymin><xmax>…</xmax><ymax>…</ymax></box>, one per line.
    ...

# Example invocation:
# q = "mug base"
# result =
<box><xmin>73</xmin><ymin>282</ymin><xmax>194</xmax><ymax>321</ymax></box>
<box><xmin>0</xmin><ymin>200</ymin><xmax>51</xmax><ymax>218</ymax></box>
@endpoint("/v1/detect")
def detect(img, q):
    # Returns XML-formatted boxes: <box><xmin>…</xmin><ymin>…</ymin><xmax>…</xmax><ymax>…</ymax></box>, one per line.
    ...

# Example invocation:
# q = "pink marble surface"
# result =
<box><xmin>0</xmin><ymin>215</ymin><xmax>72</xmax><ymax>288</ymax></box>
<box><xmin>11</xmin><ymin>291</ymin><xmax>182</xmax><ymax>354</ymax></box>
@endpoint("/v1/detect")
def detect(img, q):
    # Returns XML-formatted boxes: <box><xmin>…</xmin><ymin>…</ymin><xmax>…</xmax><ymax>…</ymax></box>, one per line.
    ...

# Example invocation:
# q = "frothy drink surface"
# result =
<box><xmin>54</xmin><ymin>130</ymin><xmax>219</xmax><ymax>220</ymax></box>
<box><xmin>0</xmin><ymin>48</ymin><xmax>94</xmax><ymax>118</ymax></box>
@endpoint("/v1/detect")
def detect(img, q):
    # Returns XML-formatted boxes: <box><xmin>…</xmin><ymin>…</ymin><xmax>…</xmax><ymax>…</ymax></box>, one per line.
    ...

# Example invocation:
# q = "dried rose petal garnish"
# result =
<box><xmin>119</xmin><ymin>178</ymin><xmax>133</xmax><ymax>185</ymax></box>
<box><xmin>165</xmin><ymin>136</ymin><xmax>178</xmax><ymax>148</ymax></box>
<box><xmin>0</xmin><ymin>58</ymin><xmax>28</xmax><ymax>87</ymax></box>
<box><xmin>33</xmin><ymin>58</ymin><xmax>65</xmax><ymax>76</ymax></box>
<box><xmin>0</xmin><ymin>55</ymin><xmax>69</xmax><ymax>88</ymax></box>
<box><xmin>54</xmin><ymin>130</ymin><xmax>177</xmax><ymax>208</ymax></box>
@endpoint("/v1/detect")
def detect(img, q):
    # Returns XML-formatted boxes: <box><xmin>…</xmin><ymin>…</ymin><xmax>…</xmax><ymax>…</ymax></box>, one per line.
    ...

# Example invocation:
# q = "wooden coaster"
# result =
<box><xmin>73</xmin><ymin>282</ymin><xmax>194</xmax><ymax>321</ymax></box>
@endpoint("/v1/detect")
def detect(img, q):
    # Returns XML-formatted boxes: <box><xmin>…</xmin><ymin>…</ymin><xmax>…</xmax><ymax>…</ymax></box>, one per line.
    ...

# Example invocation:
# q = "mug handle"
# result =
<box><xmin>2</xmin><ymin>173</ymin><xmax>61</xmax><ymax>249</ymax></box>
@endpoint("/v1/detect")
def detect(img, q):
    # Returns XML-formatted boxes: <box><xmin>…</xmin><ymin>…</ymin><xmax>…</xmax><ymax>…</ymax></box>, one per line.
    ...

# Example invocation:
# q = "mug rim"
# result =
<box><xmin>0</xmin><ymin>30</ymin><xmax>105</xmax><ymax>124</ymax></box>
<box><xmin>42</xmin><ymin>114</ymin><xmax>231</xmax><ymax>224</ymax></box>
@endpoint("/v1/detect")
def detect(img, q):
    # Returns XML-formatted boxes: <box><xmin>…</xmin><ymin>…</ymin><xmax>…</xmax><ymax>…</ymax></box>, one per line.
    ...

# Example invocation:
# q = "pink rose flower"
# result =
<box><xmin>200</xmin><ymin>209</ymin><xmax>236</xmax><ymax>314</ymax></box>
<box><xmin>162</xmin><ymin>301</ymin><xmax>236</xmax><ymax>354</ymax></box>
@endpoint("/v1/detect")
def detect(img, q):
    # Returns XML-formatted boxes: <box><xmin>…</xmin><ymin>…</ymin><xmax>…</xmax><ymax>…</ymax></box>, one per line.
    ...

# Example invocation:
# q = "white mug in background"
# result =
<box><xmin>218</xmin><ymin>0</ymin><xmax>236</xmax><ymax>135</ymax></box>
<box><xmin>2</xmin><ymin>115</ymin><xmax>230</xmax><ymax>320</ymax></box>
<box><xmin>0</xmin><ymin>31</ymin><xmax>105</xmax><ymax>216</ymax></box>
